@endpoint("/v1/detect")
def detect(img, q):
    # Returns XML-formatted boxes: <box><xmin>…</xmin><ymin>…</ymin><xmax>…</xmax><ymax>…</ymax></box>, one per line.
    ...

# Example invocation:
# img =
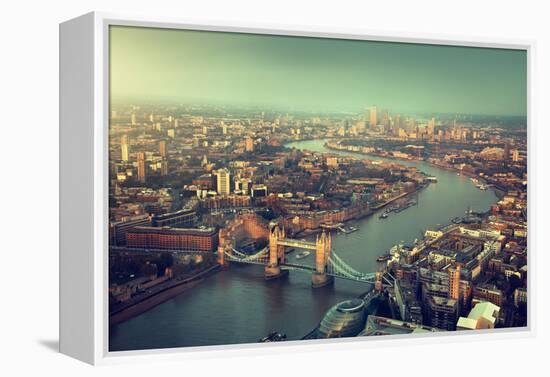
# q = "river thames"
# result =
<box><xmin>109</xmin><ymin>139</ymin><xmax>498</xmax><ymax>351</ymax></box>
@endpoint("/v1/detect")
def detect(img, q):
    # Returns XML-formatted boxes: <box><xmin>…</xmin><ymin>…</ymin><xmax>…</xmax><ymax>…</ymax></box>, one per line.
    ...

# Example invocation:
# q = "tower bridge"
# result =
<box><xmin>218</xmin><ymin>224</ymin><xmax>394</xmax><ymax>288</ymax></box>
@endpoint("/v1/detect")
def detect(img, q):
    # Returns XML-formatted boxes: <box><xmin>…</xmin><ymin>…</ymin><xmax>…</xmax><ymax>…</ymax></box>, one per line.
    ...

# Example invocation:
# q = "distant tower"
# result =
<box><xmin>503</xmin><ymin>142</ymin><xmax>511</xmax><ymax>161</ymax></box>
<box><xmin>216</xmin><ymin>168</ymin><xmax>231</xmax><ymax>196</ymax></box>
<box><xmin>130</xmin><ymin>113</ymin><xmax>136</xmax><ymax>126</ymax></box>
<box><xmin>120</xmin><ymin>135</ymin><xmax>129</xmax><ymax>162</ymax></box>
<box><xmin>159</xmin><ymin>140</ymin><xmax>167</xmax><ymax>158</ymax></box>
<box><xmin>137</xmin><ymin>152</ymin><xmax>146</xmax><ymax>183</ymax></box>
<box><xmin>245</xmin><ymin>136</ymin><xmax>254</xmax><ymax>152</ymax></box>
<box><xmin>160</xmin><ymin>160</ymin><xmax>168</xmax><ymax>176</ymax></box>
<box><xmin>369</xmin><ymin>106</ymin><xmax>378</xmax><ymax>128</ymax></box>
<box><xmin>428</xmin><ymin>117</ymin><xmax>435</xmax><ymax>136</ymax></box>
<box><xmin>512</xmin><ymin>149</ymin><xmax>520</xmax><ymax>162</ymax></box>
<box><xmin>158</xmin><ymin>141</ymin><xmax>168</xmax><ymax>176</ymax></box>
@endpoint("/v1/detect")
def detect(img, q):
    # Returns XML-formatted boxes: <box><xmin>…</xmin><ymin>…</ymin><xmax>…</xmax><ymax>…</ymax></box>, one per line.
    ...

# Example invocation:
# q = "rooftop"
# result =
<box><xmin>457</xmin><ymin>302</ymin><xmax>500</xmax><ymax>330</ymax></box>
<box><xmin>362</xmin><ymin>315</ymin><xmax>440</xmax><ymax>336</ymax></box>
<box><xmin>129</xmin><ymin>226</ymin><xmax>217</xmax><ymax>236</ymax></box>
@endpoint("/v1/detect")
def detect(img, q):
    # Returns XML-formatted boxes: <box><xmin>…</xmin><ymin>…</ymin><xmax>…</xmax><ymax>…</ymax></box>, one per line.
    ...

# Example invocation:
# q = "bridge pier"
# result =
<box><xmin>311</xmin><ymin>272</ymin><xmax>333</xmax><ymax>288</ymax></box>
<box><xmin>264</xmin><ymin>265</ymin><xmax>289</xmax><ymax>280</ymax></box>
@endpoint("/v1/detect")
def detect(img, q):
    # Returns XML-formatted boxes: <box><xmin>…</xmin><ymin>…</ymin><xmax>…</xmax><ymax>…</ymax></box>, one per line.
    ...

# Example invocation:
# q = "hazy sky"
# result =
<box><xmin>110</xmin><ymin>26</ymin><xmax>527</xmax><ymax>116</ymax></box>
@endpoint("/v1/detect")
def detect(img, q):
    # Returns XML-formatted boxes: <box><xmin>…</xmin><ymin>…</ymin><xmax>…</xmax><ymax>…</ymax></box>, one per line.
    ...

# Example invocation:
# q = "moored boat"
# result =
<box><xmin>377</xmin><ymin>254</ymin><xmax>390</xmax><ymax>262</ymax></box>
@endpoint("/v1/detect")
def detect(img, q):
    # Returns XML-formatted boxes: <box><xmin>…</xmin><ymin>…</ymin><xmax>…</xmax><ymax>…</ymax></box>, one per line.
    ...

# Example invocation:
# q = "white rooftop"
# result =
<box><xmin>457</xmin><ymin>301</ymin><xmax>500</xmax><ymax>330</ymax></box>
<box><xmin>468</xmin><ymin>302</ymin><xmax>499</xmax><ymax>324</ymax></box>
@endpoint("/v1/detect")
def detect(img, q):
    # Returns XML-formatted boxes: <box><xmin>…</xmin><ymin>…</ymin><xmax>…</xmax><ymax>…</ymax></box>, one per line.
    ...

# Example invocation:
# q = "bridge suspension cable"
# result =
<box><xmin>223</xmin><ymin>243</ymin><xmax>390</xmax><ymax>285</ymax></box>
<box><xmin>225</xmin><ymin>246</ymin><xmax>269</xmax><ymax>263</ymax></box>
<box><xmin>327</xmin><ymin>250</ymin><xmax>376</xmax><ymax>282</ymax></box>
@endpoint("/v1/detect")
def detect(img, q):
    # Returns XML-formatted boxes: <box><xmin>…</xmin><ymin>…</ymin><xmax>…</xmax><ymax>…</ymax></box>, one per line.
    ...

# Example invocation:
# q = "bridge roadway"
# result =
<box><xmin>276</xmin><ymin>239</ymin><xmax>317</xmax><ymax>250</ymax></box>
<box><xmin>223</xmin><ymin>252</ymin><xmax>315</xmax><ymax>271</ymax></box>
<box><xmin>224</xmin><ymin>250</ymin><xmax>381</xmax><ymax>285</ymax></box>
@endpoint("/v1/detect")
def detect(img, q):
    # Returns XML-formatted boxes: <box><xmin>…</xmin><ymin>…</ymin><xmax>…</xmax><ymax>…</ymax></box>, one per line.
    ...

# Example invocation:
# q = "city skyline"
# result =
<box><xmin>110</xmin><ymin>26</ymin><xmax>527</xmax><ymax>116</ymax></box>
<box><xmin>108</xmin><ymin>26</ymin><xmax>528</xmax><ymax>351</ymax></box>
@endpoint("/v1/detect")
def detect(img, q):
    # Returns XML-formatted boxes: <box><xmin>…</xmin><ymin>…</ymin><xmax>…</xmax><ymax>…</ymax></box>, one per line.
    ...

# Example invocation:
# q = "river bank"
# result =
<box><xmin>293</xmin><ymin>186</ymin><xmax>423</xmax><ymax>240</ymax></box>
<box><xmin>323</xmin><ymin>141</ymin><xmax>505</xmax><ymax>200</ymax></box>
<box><xmin>110</xmin><ymin>264</ymin><xmax>221</xmax><ymax>326</ymax></box>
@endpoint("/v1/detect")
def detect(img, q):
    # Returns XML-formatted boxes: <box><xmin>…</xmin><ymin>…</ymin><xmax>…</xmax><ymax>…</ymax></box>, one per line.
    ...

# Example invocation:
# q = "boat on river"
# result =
<box><xmin>259</xmin><ymin>331</ymin><xmax>287</xmax><ymax>342</ymax></box>
<box><xmin>394</xmin><ymin>200</ymin><xmax>416</xmax><ymax>213</ymax></box>
<box><xmin>451</xmin><ymin>216</ymin><xmax>462</xmax><ymax>224</ymax></box>
<box><xmin>376</xmin><ymin>254</ymin><xmax>391</xmax><ymax>262</ymax></box>
<box><xmin>295</xmin><ymin>251</ymin><xmax>311</xmax><ymax>260</ymax></box>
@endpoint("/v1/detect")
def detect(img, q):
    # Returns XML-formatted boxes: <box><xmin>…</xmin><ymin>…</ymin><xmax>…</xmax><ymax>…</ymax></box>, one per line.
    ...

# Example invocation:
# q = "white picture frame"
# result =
<box><xmin>60</xmin><ymin>11</ymin><xmax>535</xmax><ymax>365</ymax></box>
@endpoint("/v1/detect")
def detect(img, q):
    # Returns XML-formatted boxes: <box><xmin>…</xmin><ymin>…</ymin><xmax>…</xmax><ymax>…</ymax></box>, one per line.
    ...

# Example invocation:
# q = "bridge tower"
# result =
<box><xmin>265</xmin><ymin>225</ymin><xmax>287</xmax><ymax>280</ymax></box>
<box><xmin>312</xmin><ymin>231</ymin><xmax>334</xmax><ymax>288</ymax></box>
<box><xmin>217</xmin><ymin>228</ymin><xmax>231</xmax><ymax>266</ymax></box>
<box><xmin>217</xmin><ymin>244</ymin><xmax>226</xmax><ymax>266</ymax></box>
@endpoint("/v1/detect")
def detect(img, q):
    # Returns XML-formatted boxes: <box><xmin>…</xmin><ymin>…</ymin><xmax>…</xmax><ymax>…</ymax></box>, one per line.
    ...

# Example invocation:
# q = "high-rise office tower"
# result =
<box><xmin>160</xmin><ymin>160</ymin><xmax>168</xmax><ymax>176</ymax></box>
<box><xmin>512</xmin><ymin>149</ymin><xmax>520</xmax><ymax>162</ymax></box>
<box><xmin>121</xmin><ymin>135</ymin><xmax>129</xmax><ymax>162</ymax></box>
<box><xmin>503</xmin><ymin>142</ymin><xmax>511</xmax><ymax>161</ymax></box>
<box><xmin>137</xmin><ymin>152</ymin><xmax>146</xmax><ymax>183</ymax></box>
<box><xmin>131</xmin><ymin>113</ymin><xmax>136</xmax><ymax>126</ymax></box>
<box><xmin>216</xmin><ymin>168</ymin><xmax>231</xmax><ymax>195</ymax></box>
<box><xmin>381</xmin><ymin>110</ymin><xmax>389</xmax><ymax>127</ymax></box>
<box><xmin>427</xmin><ymin>117</ymin><xmax>435</xmax><ymax>135</ymax></box>
<box><xmin>369</xmin><ymin>106</ymin><xmax>377</xmax><ymax>128</ymax></box>
<box><xmin>159</xmin><ymin>140</ymin><xmax>167</xmax><ymax>158</ymax></box>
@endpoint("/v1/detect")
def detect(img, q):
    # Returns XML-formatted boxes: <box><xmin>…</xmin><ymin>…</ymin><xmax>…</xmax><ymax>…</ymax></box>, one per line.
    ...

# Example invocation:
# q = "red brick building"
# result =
<box><xmin>126</xmin><ymin>226</ymin><xmax>218</xmax><ymax>252</ymax></box>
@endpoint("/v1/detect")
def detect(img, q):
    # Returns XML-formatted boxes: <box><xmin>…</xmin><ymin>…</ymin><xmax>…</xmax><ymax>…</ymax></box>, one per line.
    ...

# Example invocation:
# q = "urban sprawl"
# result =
<box><xmin>109</xmin><ymin>104</ymin><xmax>527</xmax><ymax>339</ymax></box>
